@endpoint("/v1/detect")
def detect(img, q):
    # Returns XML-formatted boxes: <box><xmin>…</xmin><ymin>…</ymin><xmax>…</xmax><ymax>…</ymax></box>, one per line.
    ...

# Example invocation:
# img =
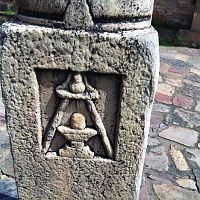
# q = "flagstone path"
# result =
<box><xmin>140</xmin><ymin>47</ymin><xmax>200</xmax><ymax>200</ymax></box>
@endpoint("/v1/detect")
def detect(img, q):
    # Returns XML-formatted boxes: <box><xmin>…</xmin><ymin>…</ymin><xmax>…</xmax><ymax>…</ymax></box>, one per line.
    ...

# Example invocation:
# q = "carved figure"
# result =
<box><xmin>42</xmin><ymin>72</ymin><xmax>113</xmax><ymax>159</ymax></box>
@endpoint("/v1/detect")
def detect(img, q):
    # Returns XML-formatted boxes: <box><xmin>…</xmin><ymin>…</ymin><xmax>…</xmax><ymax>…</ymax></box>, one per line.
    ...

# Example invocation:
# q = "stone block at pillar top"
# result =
<box><xmin>1</xmin><ymin>23</ymin><xmax>159</xmax><ymax>199</ymax></box>
<box><xmin>16</xmin><ymin>0</ymin><xmax>154</xmax><ymax>31</ymax></box>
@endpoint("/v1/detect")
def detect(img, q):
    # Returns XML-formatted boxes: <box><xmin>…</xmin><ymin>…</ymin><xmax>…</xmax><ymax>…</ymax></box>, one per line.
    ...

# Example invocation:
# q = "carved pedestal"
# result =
<box><xmin>1</xmin><ymin>1</ymin><xmax>159</xmax><ymax>199</ymax></box>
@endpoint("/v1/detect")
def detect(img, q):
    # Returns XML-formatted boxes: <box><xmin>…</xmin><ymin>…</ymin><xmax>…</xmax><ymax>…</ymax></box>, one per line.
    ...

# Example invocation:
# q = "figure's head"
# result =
<box><xmin>73</xmin><ymin>73</ymin><xmax>83</xmax><ymax>83</ymax></box>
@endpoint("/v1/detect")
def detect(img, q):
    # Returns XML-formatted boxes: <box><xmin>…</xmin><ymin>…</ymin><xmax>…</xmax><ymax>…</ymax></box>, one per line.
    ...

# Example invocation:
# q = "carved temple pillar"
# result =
<box><xmin>0</xmin><ymin>0</ymin><xmax>159</xmax><ymax>199</ymax></box>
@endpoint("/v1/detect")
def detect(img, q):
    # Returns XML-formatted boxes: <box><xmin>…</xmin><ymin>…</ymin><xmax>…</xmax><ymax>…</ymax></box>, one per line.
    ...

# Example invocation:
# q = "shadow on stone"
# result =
<box><xmin>0</xmin><ymin>194</ymin><xmax>18</xmax><ymax>200</ymax></box>
<box><xmin>0</xmin><ymin>179</ymin><xmax>18</xmax><ymax>200</ymax></box>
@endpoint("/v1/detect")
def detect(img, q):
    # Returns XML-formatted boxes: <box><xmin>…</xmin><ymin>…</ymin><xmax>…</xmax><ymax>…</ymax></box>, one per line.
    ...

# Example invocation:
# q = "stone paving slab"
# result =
<box><xmin>159</xmin><ymin>126</ymin><xmax>199</xmax><ymax>147</ymax></box>
<box><xmin>1</xmin><ymin>46</ymin><xmax>200</xmax><ymax>199</ymax></box>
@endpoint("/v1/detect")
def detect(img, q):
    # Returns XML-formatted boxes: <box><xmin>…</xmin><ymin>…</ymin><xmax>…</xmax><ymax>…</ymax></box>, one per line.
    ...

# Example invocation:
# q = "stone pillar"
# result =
<box><xmin>180</xmin><ymin>0</ymin><xmax>200</xmax><ymax>47</ymax></box>
<box><xmin>0</xmin><ymin>0</ymin><xmax>159</xmax><ymax>199</ymax></box>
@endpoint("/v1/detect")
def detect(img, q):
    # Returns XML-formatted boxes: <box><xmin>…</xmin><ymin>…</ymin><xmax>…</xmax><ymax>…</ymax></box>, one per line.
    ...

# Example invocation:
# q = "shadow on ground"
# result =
<box><xmin>0</xmin><ymin>194</ymin><xmax>18</xmax><ymax>200</ymax></box>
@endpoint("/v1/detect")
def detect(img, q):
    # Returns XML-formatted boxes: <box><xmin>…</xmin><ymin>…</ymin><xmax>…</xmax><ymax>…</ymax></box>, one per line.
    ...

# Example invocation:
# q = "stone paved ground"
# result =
<box><xmin>0</xmin><ymin>47</ymin><xmax>200</xmax><ymax>199</ymax></box>
<box><xmin>140</xmin><ymin>47</ymin><xmax>200</xmax><ymax>200</ymax></box>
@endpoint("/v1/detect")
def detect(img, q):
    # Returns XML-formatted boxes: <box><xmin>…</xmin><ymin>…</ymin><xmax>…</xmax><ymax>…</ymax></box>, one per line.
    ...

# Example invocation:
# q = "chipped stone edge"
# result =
<box><xmin>134</xmin><ymin>30</ymin><xmax>160</xmax><ymax>199</ymax></box>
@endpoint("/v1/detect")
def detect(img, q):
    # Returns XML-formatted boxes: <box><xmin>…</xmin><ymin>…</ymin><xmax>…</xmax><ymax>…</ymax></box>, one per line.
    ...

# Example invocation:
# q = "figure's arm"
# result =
<box><xmin>86</xmin><ymin>99</ymin><xmax>113</xmax><ymax>158</ymax></box>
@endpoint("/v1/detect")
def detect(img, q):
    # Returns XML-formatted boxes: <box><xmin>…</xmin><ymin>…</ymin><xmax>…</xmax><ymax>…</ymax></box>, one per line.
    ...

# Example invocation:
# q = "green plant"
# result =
<box><xmin>175</xmin><ymin>33</ymin><xmax>187</xmax><ymax>47</ymax></box>
<box><xmin>0</xmin><ymin>10</ymin><xmax>16</xmax><ymax>17</ymax></box>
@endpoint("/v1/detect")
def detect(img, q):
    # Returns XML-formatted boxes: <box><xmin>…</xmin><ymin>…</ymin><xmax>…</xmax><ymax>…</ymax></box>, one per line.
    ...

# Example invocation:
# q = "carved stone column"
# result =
<box><xmin>0</xmin><ymin>0</ymin><xmax>159</xmax><ymax>199</ymax></box>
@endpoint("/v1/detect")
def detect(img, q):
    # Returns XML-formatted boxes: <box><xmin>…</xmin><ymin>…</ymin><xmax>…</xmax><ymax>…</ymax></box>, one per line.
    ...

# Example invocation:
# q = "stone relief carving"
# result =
<box><xmin>42</xmin><ymin>72</ymin><xmax>113</xmax><ymax>159</ymax></box>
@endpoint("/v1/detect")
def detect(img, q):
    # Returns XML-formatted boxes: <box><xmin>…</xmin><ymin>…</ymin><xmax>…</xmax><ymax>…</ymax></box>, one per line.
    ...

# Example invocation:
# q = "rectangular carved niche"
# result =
<box><xmin>35</xmin><ymin>69</ymin><xmax>122</xmax><ymax>160</ymax></box>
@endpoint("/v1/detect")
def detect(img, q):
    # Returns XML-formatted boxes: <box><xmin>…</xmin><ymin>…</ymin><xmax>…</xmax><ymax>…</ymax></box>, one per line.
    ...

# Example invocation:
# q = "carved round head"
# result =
<box><xmin>69</xmin><ymin>73</ymin><xmax>86</xmax><ymax>94</ymax></box>
<box><xmin>73</xmin><ymin>73</ymin><xmax>83</xmax><ymax>83</ymax></box>
<box><xmin>16</xmin><ymin>0</ymin><xmax>154</xmax><ymax>31</ymax></box>
<box><xmin>70</xmin><ymin>113</ymin><xmax>86</xmax><ymax>130</ymax></box>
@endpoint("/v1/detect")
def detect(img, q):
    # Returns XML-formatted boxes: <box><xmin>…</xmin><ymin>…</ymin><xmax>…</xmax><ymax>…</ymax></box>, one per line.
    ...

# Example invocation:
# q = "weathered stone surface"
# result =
<box><xmin>183</xmin><ymin>75</ymin><xmax>200</xmax><ymax>88</ymax></box>
<box><xmin>153</xmin><ymin>184</ymin><xmax>200</xmax><ymax>200</ymax></box>
<box><xmin>165</xmin><ymin>74</ymin><xmax>183</xmax><ymax>87</ymax></box>
<box><xmin>150</xmin><ymin>112</ymin><xmax>165</xmax><ymax>129</ymax></box>
<box><xmin>64</xmin><ymin>0</ymin><xmax>93</xmax><ymax>29</ymax></box>
<box><xmin>0</xmin><ymin>23</ymin><xmax>159</xmax><ymax>199</ymax></box>
<box><xmin>139</xmin><ymin>176</ymin><xmax>149</xmax><ymax>200</ymax></box>
<box><xmin>0</xmin><ymin>177</ymin><xmax>18</xmax><ymax>200</ymax></box>
<box><xmin>160</xmin><ymin>60</ymin><xmax>171</xmax><ymax>72</ymax></box>
<box><xmin>152</xmin><ymin>103</ymin><xmax>171</xmax><ymax>113</ymax></box>
<box><xmin>147</xmin><ymin>172</ymin><xmax>175</xmax><ymax>184</ymax></box>
<box><xmin>168</xmin><ymin>66</ymin><xmax>188</xmax><ymax>77</ymax></box>
<box><xmin>193</xmin><ymin>169</ymin><xmax>200</xmax><ymax>192</ymax></box>
<box><xmin>0</xmin><ymin>153</ymin><xmax>15</xmax><ymax>178</ymax></box>
<box><xmin>185</xmin><ymin>149</ymin><xmax>200</xmax><ymax>168</ymax></box>
<box><xmin>159</xmin><ymin>126</ymin><xmax>198</xmax><ymax>147</ymax></box>
<box><xmin>147</xmin><ymin>137</ymin><xmax>160</xmax><ymax>147</ymax></box>
<box><xmin>189</xmin><ymin>57</ymin><xmax>200</xmax><ymax>69</ymax></box>
<box><xmin>190</xmin><ymin>68</ymin><xmax>200</xmax><ymax>76</ymax></box>
<box><xmin>173</xmin><ymin>108</ymin><xmax>200</xmax><ymax>129</ymax></box>
<box><xmin>155</xmin><ymin>93</ymin><xmax>172</xmax><ymax>104</ymax></box>
<box><xmin>16</xmin><ymin>0</ymin><xmax>68</xmax><ymax>15</ymax></box>
<box><xmin>144</xmin><ymin>46</ymin><xmax>200</xmax><ymax>199</ymax></box>
<box><xmin>0</xmin><ymin>125</ymin><xmax>9</xmax><ymax>161</ymax></box>
<box><xmin>0</xmin><ymin>123</ymin><xmax>14</xmax><ymax>178</ymax></box>
<box><xmin>157</xmin><ymin>83</ymin><xmax>175</xmax><ymax>96</ymax></box>
<box><xmin>172</xmin><ymin>94</ymin><xmax>194</xmax><ymax>110</ymax></box>
<box><xmin>176</xmin><ymin>178</ymin><xmax>197</xmax><ymax>190</ymax></box>
<box><xmin>169</xmin><ymin>146</ymin><xmax>190</xmax><ymax>171</ymax></box>
<box><xmin>145</xmin><ymin>146</ymin><xmax>169</xmax><ymax>171</ymax></box>
<box><xmin>195</xmin><ymin>100</ymin><xmax>200</xmax><ymax>112</ymax></box>
<box><xmin>178</xmin><ymin>82</ymin><xmax>200</xmax><ymax>98</ymax></box>
<box><xmin>87</xmin><ymin>0</ymin><xmax>154</xmax><ymax>19</ymax></box>
<box><xmin>16</xmin><ymin>0</ymin><xmax>153</xmax><ymax>30</ymax></box>
<box><xmin>173</xmin><ymin>52</ymin><xmax>190</xmax><ymax>62</ymax></box>
<box><xmin>16</xmin><ymin>0</ymin><xmax>154</xmax><ymax>18</ymax></box>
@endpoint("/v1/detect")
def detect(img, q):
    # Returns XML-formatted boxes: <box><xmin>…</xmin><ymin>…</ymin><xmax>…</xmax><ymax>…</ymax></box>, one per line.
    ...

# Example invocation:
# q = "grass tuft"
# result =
<box><xmin>0</xmin><ymin>10</ymin><xmax>16</xmax><ymax>17</ymax></box>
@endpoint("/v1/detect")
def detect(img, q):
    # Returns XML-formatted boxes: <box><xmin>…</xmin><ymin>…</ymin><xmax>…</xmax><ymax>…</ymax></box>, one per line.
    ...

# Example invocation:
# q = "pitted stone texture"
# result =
<box><xmin>16</xmin><ymin>0</ymin><xmax>153</xmax><ymax>30</ymax></box>
<box><xmin>16</xmin><ymin>0</ymin><xmax>69</xmax><ymax>15</ymax></box>
<box><xmin>0</xmin><ymin>124</ymin><xmax>14</xmax><ymax>178</ymax></box>
<box><xmin>0</xmin><ymin>177</ymin><xmax>18</xmax><ymax>199</ymax></box>
<box><xmin>159</xmin><ymin>126</ymin><xmax>199</xmax><ymax>147</ymax></box>
<box><xmin>87</xmin><ymin>0</ymin><xmax>153</xmax><ymax>19</ymax></box>
<box><xmin>153</xmin><ymin>184</ymin><xmax>200</xmax><ymax>200</ymax></box>
<box><xmin>185</xmin><ymin>149</ymin><xmax>200</xmax><ymax>168</ymax></box>
<box><xmin>64</xmin><ymin>0</ymin><xmax>93</xmax><ymax>29</ymax></box>
<box><xmin>145</xmin><ymin>146</ymin><xmax>169</xmax><ymax>171</ymax></box>
<box><xmin>70</xmin><ymin>113</ymin><xmax>86</xmax><ymax>130</ymax></box>
<box><xmin>169</xmin><ymin>146</ymin><xmax>190</xmax><ymax>171</ymax></box>
<box><xmin>16</xmin><ymin>0</ymin><xmax>153</xmax><ymax>19</ymax></box>
<box><xmin>0</xmin><ymin>23</ymin><xmax>159</xmax><ymax>199</ymax></box>
<box><xmin>176</xmin><ymin>178</ymin><xmax>197</xmax><ymax>190</ymax></box>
